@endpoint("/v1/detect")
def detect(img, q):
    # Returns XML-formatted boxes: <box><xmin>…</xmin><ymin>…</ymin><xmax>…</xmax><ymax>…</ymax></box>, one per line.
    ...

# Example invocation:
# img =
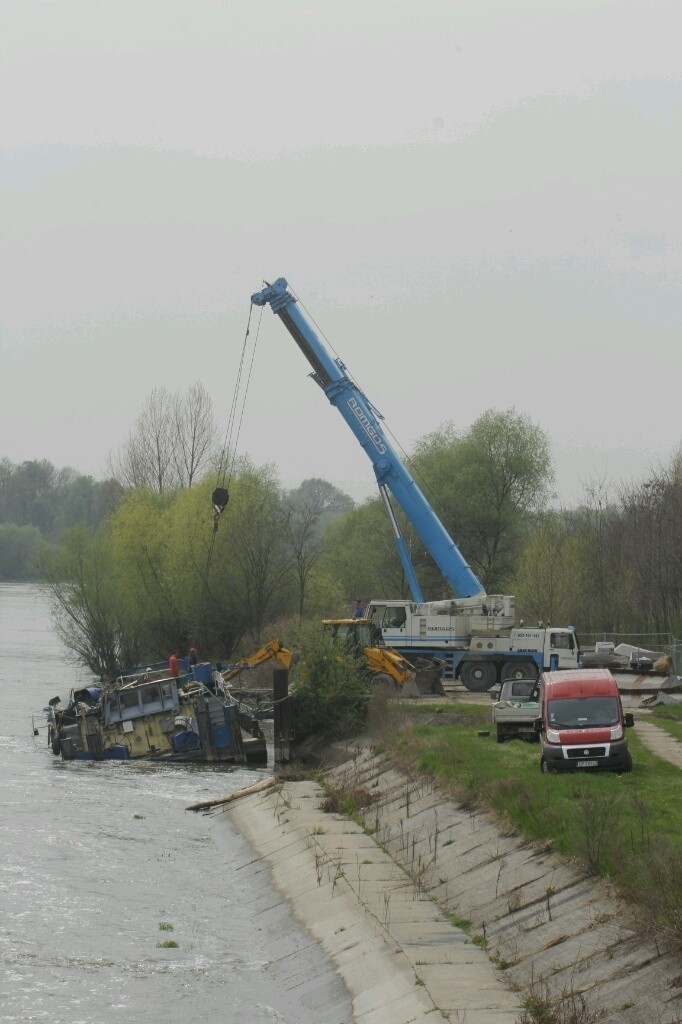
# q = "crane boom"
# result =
<box><xmin>251</xmin><ymin>277</ymin><xmax>485</xmax><ymax>601</ymax></box>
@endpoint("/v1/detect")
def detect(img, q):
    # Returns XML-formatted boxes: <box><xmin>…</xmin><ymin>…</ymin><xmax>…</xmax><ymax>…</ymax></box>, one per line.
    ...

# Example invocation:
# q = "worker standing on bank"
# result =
<box><xmin>353</xmin><ymin>599</ymin><xmax>365</xmax><ymax>618</ymax></box>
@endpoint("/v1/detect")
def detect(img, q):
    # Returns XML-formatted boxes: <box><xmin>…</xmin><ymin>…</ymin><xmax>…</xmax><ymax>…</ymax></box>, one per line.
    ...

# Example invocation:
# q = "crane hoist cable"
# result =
<box><xmin>211</xmin><ymin>301</ymin><xmax>264</xmax><ymax>525</ymax></box>
<box><xmin>198</xmin><ymin>301</ymin><xmax>263</xmax><ymax>611</ymax></box>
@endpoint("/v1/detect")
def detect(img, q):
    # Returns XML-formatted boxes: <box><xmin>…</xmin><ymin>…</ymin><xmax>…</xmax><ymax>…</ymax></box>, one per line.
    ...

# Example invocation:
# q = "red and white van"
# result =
<box><xmin>535</xmin><ymin>669</ymin><xmax>634</xmax><ymax>773</ymax></box>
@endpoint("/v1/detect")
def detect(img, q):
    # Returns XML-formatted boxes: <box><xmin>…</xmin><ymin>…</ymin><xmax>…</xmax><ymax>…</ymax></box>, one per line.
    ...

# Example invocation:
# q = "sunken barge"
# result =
<box><xmin>45</xmin><ymin>662</ymin><xmax>267</xmax><ymax>765</ymax></box>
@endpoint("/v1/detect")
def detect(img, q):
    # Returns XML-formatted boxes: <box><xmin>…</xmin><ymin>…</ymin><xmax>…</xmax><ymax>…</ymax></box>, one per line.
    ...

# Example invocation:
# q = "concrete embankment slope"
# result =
<box><xmin>230</xmin><ymin>750</ymin><xmax>681</xmax><ymax>1024</ymax></box>
<box><xmin>229</xmin><ymin>778</ymin><xmax>521</xmax><ymax>1024</ymax></box>
<box><xmin>324</xmin><ymin>748</ymin><xmax>682</xmax><ymax>1024</ymax></box>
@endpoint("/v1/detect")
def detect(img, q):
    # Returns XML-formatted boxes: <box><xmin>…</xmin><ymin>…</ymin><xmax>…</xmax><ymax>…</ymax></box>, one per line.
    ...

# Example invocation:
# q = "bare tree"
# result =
<box><xmin>172</xmin><ymin>382</ymin><xmax>218</xmax><ymax>487</ymax></box>
<box><xmin>108</xmin><ymin>383</ymin><xmax>218</xmax><ymax>492</ymax></box>
<box><xmin>617</xmin><ymin>453</ymin><xmax>682</xmax><ymax>633</ymax></box>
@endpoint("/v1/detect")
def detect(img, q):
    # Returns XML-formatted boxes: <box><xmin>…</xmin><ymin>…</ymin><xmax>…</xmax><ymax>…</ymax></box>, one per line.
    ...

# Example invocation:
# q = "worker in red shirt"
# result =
<box><xmin>168</xmin><ymin>652</ymin><xmax>180</xmax><ymax>677</ymax></box>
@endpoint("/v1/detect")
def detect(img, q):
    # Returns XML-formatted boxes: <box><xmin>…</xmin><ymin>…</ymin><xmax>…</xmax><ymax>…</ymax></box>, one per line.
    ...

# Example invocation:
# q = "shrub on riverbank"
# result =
<box><xmin>290</xmin><ymin>624</ymin><xmax>371</xmax><ymax>742</ymax></box>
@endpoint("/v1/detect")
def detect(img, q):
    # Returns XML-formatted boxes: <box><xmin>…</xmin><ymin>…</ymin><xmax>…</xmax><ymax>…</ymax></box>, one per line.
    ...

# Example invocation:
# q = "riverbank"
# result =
<box><xmin>227</xmin><ymin>741</ymin><xmax>681</xmax><ymax>1024</ymax></box>
<box><xmin>228</xmin><ymin>773</ymin><xmax>521</xmax><ymax>1024</ymax></box>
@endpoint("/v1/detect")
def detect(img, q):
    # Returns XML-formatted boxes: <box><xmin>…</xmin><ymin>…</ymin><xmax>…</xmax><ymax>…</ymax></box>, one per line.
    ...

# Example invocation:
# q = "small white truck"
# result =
<box><xmin>491</xmin><ymin>677</ymin><xmax>540</xmax><ymax>743</ymax></box>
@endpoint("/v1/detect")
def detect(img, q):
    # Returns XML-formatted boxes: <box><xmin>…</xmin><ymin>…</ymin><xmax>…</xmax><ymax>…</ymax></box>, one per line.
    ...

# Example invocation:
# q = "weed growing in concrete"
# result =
<box><xmin>518</xmin><ymin>979</ymin><xmax>605</xmax><ymax>1024</ymax></box>
<box><xmin>320</xmin><ymin>779</ymin><xmax>377</xmax><ymax>821</ymax></box>
<box><xmin>158</xmin><ymin>922</ymin><xmax>173</xmax><ymax>931</ymax></box>
<box><xmin>445</xmin><ymin>911</ymin><xmax>472</xmax><ymax>932</ymax></box>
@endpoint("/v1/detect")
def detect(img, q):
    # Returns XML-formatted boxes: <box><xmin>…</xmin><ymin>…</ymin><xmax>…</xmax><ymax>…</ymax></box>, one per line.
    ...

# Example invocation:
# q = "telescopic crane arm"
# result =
<box><xmin>251</xmin><ymin>278</ymin><xmax>485</xmax><ymax>602</ymax></box>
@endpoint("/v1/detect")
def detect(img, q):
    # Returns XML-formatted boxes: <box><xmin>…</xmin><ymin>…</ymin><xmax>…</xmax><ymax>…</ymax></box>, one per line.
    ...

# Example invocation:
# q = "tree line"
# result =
<box><xmin>3</xmin><ymin>386</ymin><xmax>679</xmax><ymax>673</ymax></box>
<box><xmin>0</xmin><ymin>458</ymin><xmax>123</xmax><ymax>579</ymax></box>
<box><xmin>0</xmin><ymin>382</ymin><xmax>216</xmax><ymax>580</ymax></box>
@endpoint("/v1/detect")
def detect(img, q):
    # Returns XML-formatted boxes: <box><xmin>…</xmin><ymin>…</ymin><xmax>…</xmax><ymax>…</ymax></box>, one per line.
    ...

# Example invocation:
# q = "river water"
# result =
<box><xmin>0</xmin><ymin>584</ymin><xmax>350</xmax><ymax>1024</ymax></box>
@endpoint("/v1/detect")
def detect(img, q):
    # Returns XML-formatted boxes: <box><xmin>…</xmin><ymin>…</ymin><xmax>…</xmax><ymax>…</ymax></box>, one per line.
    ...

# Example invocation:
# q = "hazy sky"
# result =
<box><xmin>2</xmin><ymin>0</ymin><xmax>680</xmax><ymax>505</ymax></box>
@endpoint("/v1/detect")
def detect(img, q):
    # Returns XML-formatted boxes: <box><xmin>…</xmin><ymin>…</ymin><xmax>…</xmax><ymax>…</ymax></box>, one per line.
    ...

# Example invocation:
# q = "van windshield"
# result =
<box><xmin>548</xmin><ymin>696</ymin><xmax>619</xmax><ymax>729</ymax></box>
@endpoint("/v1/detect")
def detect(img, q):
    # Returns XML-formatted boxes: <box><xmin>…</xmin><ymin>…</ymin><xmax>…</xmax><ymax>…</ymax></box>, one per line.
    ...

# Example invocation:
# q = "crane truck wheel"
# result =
<box><xmin>501</xmin><ymin>661</ymin><xmax>538</xmax><ymax>683</ymax></box>
<box><xmin>460</xmin><ymin>660</ymin><xmax>497</xmax><ymax>692</ymax></box>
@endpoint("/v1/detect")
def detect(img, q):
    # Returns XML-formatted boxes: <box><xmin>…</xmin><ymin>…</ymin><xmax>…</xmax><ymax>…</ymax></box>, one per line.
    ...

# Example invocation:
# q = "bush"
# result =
<box><xmin>290</xmin><ymin>623</ymin><xmax>371</xmax><ymax>742</ymax></box>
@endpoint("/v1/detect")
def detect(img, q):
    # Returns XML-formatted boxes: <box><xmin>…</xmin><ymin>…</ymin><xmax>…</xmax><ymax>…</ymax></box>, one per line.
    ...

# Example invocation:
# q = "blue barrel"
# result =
<box><xmin>192</xmin><ymin>662</ymin><xmax>213</xmax><ymax>685</ymax></box>
<box><xmin>210</xmin><ymin>724</ymin><xmax>233</xmax><ymax>750</ymax></box>
<box><xmin>172</xmin><ymin>730</ymin><xmax>201</xmax><ymax>753</ymax></box>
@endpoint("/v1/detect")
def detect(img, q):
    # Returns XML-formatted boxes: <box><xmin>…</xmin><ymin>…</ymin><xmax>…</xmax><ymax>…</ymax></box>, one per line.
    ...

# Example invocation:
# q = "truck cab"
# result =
<box><xmin>536</xmin><ymin>669</ymin><xmax>634</xmax><ymax>773</ymax></box>
<box><xmin>509</xmin><ymin>626</ymin><xmax>579</xmax><ymax>672</ymax></box>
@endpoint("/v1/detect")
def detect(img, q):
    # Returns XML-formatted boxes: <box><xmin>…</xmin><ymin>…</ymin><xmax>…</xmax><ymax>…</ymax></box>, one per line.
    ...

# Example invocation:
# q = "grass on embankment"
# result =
<box><xmin>383</xmin><ymin>702</ymin><xmax>682</xmax><ymax>949</ymax></box>
<box><xmin>650</xmin><ymin>701</ymin><xmax>682</xmax><ymax>743</ymax></box>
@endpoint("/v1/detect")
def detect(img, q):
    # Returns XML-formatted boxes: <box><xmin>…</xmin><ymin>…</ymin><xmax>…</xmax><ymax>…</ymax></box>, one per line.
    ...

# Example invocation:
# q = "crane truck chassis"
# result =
<box><xmin>367</xmin><ymin>599</ymin><xmax>579</xmax><ymax>691</ymax></box>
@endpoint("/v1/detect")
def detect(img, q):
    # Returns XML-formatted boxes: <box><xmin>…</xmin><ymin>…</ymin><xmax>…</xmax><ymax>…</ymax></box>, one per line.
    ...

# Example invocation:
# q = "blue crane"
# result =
<box><xmin>251</xmin><ymin>278</ymin><xmax>485</xmax><ymax>603</ymax></box>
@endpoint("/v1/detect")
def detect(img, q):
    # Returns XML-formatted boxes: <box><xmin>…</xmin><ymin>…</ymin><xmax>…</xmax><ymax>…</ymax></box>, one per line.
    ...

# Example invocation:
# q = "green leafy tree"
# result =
<box><xmin>320</xmin><ymin>497</ymin><xmax>409</xmax><ymax>607</ymax></box>
<box><xmin>320</xmin><ymin>409</ymin><xmax>554</xmax><ymax>603</ymax></box>
<box><xmin>411</xmin><ymin>409</ymin><xmax>554</xmax><ymax>591</ymax></box>
<box><xmin>213</xmin><ymin>463</ymin><xmax>294</xmax><ymax>643</ymax></box>
<box><xmin>513</xmin><ymin>516</ymin><xmax>587</xmax><ymax>627</ymax></box>
<box><xmin>283</xmin><ymin>477</ymin><xmax>354</xmax><ymax>620</ymax></box>
<box><xmin>109</xmin><ymin>489</ymin><xmax>186</xmax><ymax>658</ymax></box>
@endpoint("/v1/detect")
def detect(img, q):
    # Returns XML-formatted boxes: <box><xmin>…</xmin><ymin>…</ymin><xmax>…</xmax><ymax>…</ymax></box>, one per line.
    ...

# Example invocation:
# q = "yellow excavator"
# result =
<box><xmin>322</xmin><ymin>618</ymin><xmax>418</xmax><ymax>694</ymax></box>
<box><xmin>222</xmin><ymin>623</ymin><xmax>442</xmax><ymax>697</ymax></box>
<box><xmin>323</xmin><ymin>618</ymin><xmax>443</xmax><ymax>695</ymax></box>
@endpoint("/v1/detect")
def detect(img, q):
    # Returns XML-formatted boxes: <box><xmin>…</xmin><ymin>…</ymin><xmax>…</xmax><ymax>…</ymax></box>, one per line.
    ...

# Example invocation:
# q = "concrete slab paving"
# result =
<box><xmin>229</xmin><ymin>782</ymin><xmax>524</xmax><ymax>1024</ymax></box>
<box><xmin>226</xmin><ymin>749</ymin><xmax>681</xmax><ymax>1024</ymax></box>
<box><xmin>418</xmin><ymin>962</ymin><xmax>520</xmax><ymax>1009</ymax></box>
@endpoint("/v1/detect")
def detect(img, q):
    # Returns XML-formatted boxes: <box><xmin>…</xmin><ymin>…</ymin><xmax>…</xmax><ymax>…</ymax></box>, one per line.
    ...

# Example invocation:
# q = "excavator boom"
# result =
<box><xmin>222</xmin><ymin>639</ymin><xmax>295</xmax><ymax>683</ymax></box>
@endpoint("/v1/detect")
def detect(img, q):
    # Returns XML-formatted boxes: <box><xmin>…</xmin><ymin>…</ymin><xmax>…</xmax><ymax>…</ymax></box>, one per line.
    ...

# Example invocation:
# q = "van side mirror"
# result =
<box><xmin>624</xmin><ymin>712</ymin><xmax>634</xmax><ymax>728</ymax></box>
<box><xmin>534</xmin><ymin>717</ymin><xmax>543</xmax><ymax>734</ymax></box>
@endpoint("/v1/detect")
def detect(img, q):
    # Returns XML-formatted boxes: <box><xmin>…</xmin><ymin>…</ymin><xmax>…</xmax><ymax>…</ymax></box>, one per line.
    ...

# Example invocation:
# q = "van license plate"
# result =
<box><xmin>576</xmin><ymin>760</ymin><xmax>598</xmax><ymax>768</ymax></box>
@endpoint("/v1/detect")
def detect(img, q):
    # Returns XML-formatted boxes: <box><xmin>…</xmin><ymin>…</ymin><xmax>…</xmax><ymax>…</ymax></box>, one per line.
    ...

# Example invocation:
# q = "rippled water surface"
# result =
<box><xmin>0</xmin><ymin>584</ymin><xmax>348</xmax><ymax>1024</ymax></box>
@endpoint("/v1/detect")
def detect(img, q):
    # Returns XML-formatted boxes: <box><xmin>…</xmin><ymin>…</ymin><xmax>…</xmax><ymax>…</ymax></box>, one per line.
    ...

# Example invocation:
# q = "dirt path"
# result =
<box><xmin>633</xmin><ymin>718</ymin><xmax>682</xmax><ymax>769</ymax></box>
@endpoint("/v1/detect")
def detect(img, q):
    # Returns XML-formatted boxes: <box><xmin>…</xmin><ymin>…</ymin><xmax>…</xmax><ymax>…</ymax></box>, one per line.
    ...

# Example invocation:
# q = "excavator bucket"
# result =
<box><xmin>399</xmin><ymin>676</ymin><xmax>422</xmax><ymax>699</ymax></box>
<box><xmin>412</xmin><ymin>658</ymin><xmax>445</xmax><ymax>696</ymax></box>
